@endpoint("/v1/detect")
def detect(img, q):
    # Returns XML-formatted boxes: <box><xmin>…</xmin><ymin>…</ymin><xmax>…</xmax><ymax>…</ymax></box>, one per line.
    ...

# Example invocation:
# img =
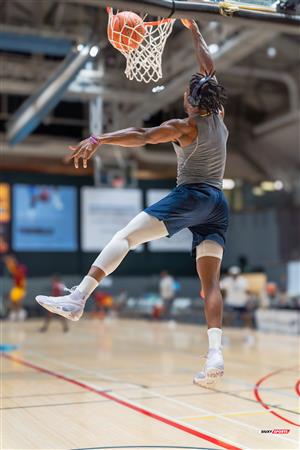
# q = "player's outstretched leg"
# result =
<box><xmin>36</xmin><ymin>212</ymin><xmax>168</xmax><ymax>321</ymax></box>
<box><xmin>193</xmin><ymin>241</ymin><xmax>224</xmax><ymax>386</ymax></box>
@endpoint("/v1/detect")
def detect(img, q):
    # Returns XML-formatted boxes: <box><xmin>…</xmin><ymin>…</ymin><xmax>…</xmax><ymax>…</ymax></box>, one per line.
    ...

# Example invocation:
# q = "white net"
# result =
<box><xmin>107</xmin><ymin>9</ymin><xmax>175</xmax><ymax>84</ymax></box>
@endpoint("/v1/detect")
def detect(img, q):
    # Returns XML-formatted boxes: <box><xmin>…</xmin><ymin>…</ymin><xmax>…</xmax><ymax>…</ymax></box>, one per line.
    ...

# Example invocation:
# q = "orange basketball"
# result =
<box><xmin>108</xmin><ymin>11</ymin><xmax>146</xmax><ymax>53</ymax></box>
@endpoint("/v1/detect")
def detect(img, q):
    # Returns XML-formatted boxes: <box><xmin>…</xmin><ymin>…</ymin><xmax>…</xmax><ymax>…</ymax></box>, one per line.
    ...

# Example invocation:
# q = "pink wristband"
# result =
<box><xmin>89</xmin><ymin>135</ymin><xmax>100</xmax><ymax>145</ymax></box>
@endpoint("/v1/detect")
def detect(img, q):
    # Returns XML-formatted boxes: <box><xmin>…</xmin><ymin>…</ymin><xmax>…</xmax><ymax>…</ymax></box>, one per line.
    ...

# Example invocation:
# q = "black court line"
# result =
<box><xmin>1</xmin><ymin>399</ymin><xmax>109</xmax><ymax>410</ymax></box>
<box><xmin>142</xmin><ymin>382</ymin><xmax>294</xmax><ymax>390</ymax></box>
<box><xmin>3</xmin><ymin>354</ymin><xmax>243</xmax><ymax>450</ymax></box>
<box><xmin>8</xmin><ymin>354</ymin><xmax>297</xmax><ymax>416</ymax></box>
<box><xmin>205</xmin><ymin>387</ymin><xmax>300</xmax><ymax>416</ymax></box>
<box><xmin>23</xmin><ymin>351</ymin><xmax>300</xmax><ymax>397</ymax></box>
<box><xmin>3</xmin><ymin>371</ymin><xmax>297</xmax><ymax>415</ymax></box>
<box><xmin>0</xmin><ymin>392</ymin><xmax>215</xmax><ymax>411</ymax></box>
<box><xmin>72</xmin><ymin>446</ymin><xmax>219</xmax><ymax>450</ymax></box>
<box><xmin>125</xmin><ymin>387</ymin><xmax>300</xmax><ymax>416</ymax></box>
<box><xmin>139</xmin><ymin>391</ymin><xmax>299</xmax><ymax>416</ymax></box>
<box><xmin>0</xmin><ymin>392</ymin><xmax>219</xmax><ymax>411</ymax></box>
<box><xmin>4</xmin><ymin>379</ymin><xmax>296</xmax><ymax>416</ymax></box>
<box><xmin>11</xmin><ymin>364</ymin><xmax>150</xmax><ymax>389</ymax></box>
<box><xmin>1</xmin><ymin>391</ymin><xmax>84</xmax><ymax>399</ymax></box>
<box><xmin>2</xmin><ymin>389</ymin><xmax>298</xmax><ymax>416</ymax></box>
<box><xmin>0</xmin><ymin>384</ymin><xmax>144</xmax><ymax>400</ymax></box>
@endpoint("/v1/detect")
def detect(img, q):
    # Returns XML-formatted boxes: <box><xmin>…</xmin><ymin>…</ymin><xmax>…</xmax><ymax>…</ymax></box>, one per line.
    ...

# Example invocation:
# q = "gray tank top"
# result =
<box><xmin>173</xmin><ymin>114</ymin><xmax>228</xmax><ymax>190</ymax></box>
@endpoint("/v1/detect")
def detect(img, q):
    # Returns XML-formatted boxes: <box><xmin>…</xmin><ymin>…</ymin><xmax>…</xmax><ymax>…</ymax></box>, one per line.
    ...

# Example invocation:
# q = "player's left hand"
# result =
<box><xmin>67</xmin><ymin>137</ymin><xmax>101</xmax><ymax>169</ymax></box>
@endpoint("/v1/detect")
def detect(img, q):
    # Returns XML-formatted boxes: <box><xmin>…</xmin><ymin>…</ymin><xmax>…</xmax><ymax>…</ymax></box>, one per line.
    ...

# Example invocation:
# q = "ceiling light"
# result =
<box><xmin>261</xmin><ymin>181</ymin><xmax>275</xmax><ymax>191</ymax></box>
<box><xmin>252</xmin><ymin>187</ymin><xmax>264</xmax><ymax>196</ymax></box>
<box><xmin>223</xmin><ymin>179</ymin><xmax>235</xmax><ymax>190</ymax></box>
<box><xmin>89</xmin><ymin>46</ymin><xmax>99</xmax><ymax>58</ymax></box>
<box><xmin>267</xmin><ymin>46</ymin><xmax>277</xmax><ymax>58</ymax></box>
<box><xmin>152</xmin><ymin>85</ymin><xmax>165</xmax><ymax>93</ymax></box>
<box><xmin>260</xmin><ymin>181</ymin><xmax>284</xmax><ymax>192</ymax></box>
<box><xmin>274</xmin><ymin>180</ymin><xmax>284</xmax><ymax>191</ymax></box>
<box><xmin>208</xmin><ymin>44</ymin><xmax>219</xmax><ymax>54</ymax></box>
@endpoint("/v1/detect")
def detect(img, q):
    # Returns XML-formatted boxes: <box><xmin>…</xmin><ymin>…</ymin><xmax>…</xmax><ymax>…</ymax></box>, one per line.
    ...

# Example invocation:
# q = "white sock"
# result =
<box><xmin>77</xmin><ymin>276</ymin><xmax>98</xmax><ymax>300</ymax></box>
<box><xmin>207</xmin><ymin>328</ymin><xmax>222</xmax><ymax>350</ymax></box>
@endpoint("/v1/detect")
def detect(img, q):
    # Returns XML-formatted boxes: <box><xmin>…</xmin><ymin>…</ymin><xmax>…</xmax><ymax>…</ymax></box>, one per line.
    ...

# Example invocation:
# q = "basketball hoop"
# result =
<box><xmin>107</xmin><ymin>7</ymin><xmax>175</xmax><ymax>84</ymax></box>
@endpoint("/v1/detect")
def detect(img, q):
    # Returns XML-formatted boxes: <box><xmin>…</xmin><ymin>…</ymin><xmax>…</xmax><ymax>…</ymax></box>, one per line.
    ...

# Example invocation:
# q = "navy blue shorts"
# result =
<box><xmin>144</xmin><ymin>183</ymin><xmax>229</xmax><ymax>256</ymax></box>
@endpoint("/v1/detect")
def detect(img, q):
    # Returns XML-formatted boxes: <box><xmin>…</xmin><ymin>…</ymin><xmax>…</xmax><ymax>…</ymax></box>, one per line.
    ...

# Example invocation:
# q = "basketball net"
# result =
<box><xmin>107</xmin><ymin>8</ymin><xmax>175</xmax><ymax>84</ymax></box>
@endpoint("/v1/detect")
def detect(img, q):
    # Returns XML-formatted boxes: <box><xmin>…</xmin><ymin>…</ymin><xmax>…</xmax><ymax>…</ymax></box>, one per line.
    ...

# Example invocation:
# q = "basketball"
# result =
<box><xmin>108</xmin><ymin>11</ymin><xmax>146</xmax><ymax>52</ymax></box>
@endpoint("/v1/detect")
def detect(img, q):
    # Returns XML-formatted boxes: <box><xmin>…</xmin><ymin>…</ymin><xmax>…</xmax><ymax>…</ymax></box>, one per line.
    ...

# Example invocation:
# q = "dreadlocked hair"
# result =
<box><xmin>188</xmin><ymin>73</ymin><xmax>227</xmax><ymax>114</ymax></box>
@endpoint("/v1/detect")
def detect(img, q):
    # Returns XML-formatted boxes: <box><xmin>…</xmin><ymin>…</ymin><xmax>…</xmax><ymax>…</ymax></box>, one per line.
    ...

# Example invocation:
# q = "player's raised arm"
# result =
<box><xmin>181</xmin><ymin>19</ymin><xmax>215</xmax><ymax>76</ymax></box>
<box><xmin>67</xmin><ymin>120</ymin><xmax>188</xmax><ymax>169</ymax></box>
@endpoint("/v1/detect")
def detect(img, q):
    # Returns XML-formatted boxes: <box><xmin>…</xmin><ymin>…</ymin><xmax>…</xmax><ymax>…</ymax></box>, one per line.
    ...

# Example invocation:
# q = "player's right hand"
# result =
<box><xmin>66</xmin><ymin>137</ymin><xmax>101</xmax><ymax>169</ymax></box>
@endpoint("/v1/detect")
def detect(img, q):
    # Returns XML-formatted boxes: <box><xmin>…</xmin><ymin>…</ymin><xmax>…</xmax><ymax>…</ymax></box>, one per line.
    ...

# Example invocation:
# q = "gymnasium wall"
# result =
<box><xmin>0</xmin><ymin>172</ymin><xmax>195</xmax><ymax>277</ymax></box>
<box><xmin>1</xmin><ymin>171</ymin><xmax>297</xmax><ymax>282</ymax></box>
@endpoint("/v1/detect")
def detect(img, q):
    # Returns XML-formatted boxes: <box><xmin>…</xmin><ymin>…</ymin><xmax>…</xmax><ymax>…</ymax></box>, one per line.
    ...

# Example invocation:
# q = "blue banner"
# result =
<box><xmin>13</xmin><ymin>184</ymin><xmax>77</xmax><ymax>252</ymax></box>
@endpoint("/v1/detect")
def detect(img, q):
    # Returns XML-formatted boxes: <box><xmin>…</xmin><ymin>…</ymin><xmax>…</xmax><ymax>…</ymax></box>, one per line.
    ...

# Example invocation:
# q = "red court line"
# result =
<box><xmin>295</xmin><ymin>380</ymin><xmax>300</xmax><ymax>397</ymax></box>
<box><xmin>2</xmin><ymin>353</ymin><xmax>242</xmax><ymax>450</ymax></box>
<box><xmin>254</xmin><ymin>368</ymin><xmax>300</xmax><ymax>427</ymax></box>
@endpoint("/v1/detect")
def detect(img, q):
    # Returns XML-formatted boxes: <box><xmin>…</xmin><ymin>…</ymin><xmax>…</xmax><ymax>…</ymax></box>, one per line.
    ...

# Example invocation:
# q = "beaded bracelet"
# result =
<box><xmin>89</xmin><ymin>135</ymin><xmax>100</xmax><ymax>145</ymax></box>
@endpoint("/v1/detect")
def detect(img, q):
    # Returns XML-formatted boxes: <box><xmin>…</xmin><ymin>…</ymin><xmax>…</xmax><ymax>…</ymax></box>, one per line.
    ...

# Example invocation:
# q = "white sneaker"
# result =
<box><xmin>36</xmin><ymin>287</ymin><xmax>86</xmax><ymax>321</ymax></box>
<box><xmin>193</xmin><ymin>348</ymin><xmax>224</xmax><ymax>387</ymax></box>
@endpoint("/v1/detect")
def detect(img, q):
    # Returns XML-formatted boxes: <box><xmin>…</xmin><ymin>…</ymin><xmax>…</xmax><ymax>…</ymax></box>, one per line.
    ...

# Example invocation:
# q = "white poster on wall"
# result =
<box><xmin>255</xmin><ymin>309</ymin><xmax>300</xmax><ymax>335</ymax></box>
<box><xmin>287</xmin><ymin>260</ymin><xmax>300</xmax><ymax>297</ymax></box>
<box><xmin>146</xmin><ymin>190</ymin><xmax>192</xmax><ymax>252</ymax></box>
<box><xmin>81</xmin><ymin>187</ymin><xmax>143</xmax><ymax>252</ymax></box>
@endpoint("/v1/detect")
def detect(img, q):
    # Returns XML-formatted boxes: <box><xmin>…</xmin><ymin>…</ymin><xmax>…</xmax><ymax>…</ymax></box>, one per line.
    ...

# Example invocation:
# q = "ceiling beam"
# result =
<box><xmin>0</xmin><ymin>24</ymin><xmax>84</xmax><ymax>42</ymax></box>
<box><xmin>127</xmin><ymin>29</ymin><xmax>275</xmax><ymax>123</ymax></box>
<box><xmin>0</xmin><ymin>30</ymin><xmax>73</xmax><ymax>56</ymax></box>
<box><xmin>87</xmin><ymin>0</ymin><xmax>300</xmax><ymax>35</ymax></box>
<box><xmin>69</xmin><ymin>81</ymin><xmax>152</xmax><ymax>103</ymax></box>
<box><xmin>7</xmin><ymin>46</ymin><xmax>92</xmax><ymax>145</ymax></box>
<box><xmin>226</xmin><ymin>66</ymin><xmax>299</xmax><ymax>112</ymax></box>
<box><xmin>1</xmin><ymin>78</ymin><xmax>151</xmax><ymax>104</ymax></box>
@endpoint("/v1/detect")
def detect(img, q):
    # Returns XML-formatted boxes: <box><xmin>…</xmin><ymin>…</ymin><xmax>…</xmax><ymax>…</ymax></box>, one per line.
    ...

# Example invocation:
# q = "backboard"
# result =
<box><xmin>189</xmin><ymin>0</ymin><xmax>290</xmax><ymax>11</ymax></box>
<box><xmin>200</xmin><ymin>0</ymin><xmax>276</xmax><ymax>5</ymax></box>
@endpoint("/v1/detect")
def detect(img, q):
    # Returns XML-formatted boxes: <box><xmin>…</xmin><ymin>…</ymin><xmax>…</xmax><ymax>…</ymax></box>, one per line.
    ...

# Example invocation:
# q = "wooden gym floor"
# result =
<box><xmin>1</xmin><ymin>318</ymin><xmax>299</xmax><ymax>450</ymax></box>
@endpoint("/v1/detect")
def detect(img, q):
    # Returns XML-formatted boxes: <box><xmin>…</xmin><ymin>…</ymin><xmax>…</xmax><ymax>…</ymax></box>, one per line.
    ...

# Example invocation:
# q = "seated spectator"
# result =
<box><xmin>221</xmin><ymin>266</ymin><xmax>255</xmax><ymax>345</ymax></box>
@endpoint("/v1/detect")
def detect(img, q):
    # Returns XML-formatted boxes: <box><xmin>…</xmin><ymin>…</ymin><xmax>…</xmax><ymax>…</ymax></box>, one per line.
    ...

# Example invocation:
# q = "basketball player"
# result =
<box><xmin>36</xmin><ymin>19</ymin><xmax>228</xmax><ymax>386</ymax></box>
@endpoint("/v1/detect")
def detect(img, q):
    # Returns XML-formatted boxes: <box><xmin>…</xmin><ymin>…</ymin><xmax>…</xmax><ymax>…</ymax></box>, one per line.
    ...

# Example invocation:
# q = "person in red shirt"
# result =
<box><xmin>4</xmin><ymin>255</ymin><xmax>27</xmax><ymax>321</ymax></box>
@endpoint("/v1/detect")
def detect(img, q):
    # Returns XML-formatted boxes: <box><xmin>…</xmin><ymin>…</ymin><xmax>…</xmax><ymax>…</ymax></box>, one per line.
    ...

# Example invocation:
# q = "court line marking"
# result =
<box><xmin>2</xmin><ymin>390</ymin><xmax>247</xmax><ymax>411</ymax></box>
<box><xmin>133</xmin><ymin>386</ymin><xmax>298</xmax><ymax>445</ymax></box>
<box><xmin>20</xmin><ymin>351</ymin><xmax>298</xmax><ymax>445</ymax></box>
<box><xmin>27</xmin><ymin>350</ymin><xmax>298</xmax><ymax>409</ymax></box>
<box><xmin>3</xmin><ymin>390</ymin><xmax>295</xmax><ymax>425</ymax></box>
<box><xmin>2</xmin><ymin>354</ymin><xmax>244</xmax><ymax>450</ymax></box>
<box><xmin>295</xmin><ymin>380</ymin><xmax>300</xmax><ymax>397</ymax></box>
<box><xmin>254</xmin><ymin>369</ymin><xmax>300</xmax><ymax>427</ymax></box>
<box><xmin>27</xmin><ymin>335</ymin><xmax>299</xmax><ymax>396</ymax></box>
<box><xmin>73</xmin><ymin>446</ymin><xmax>219</xmax><ymax>450</ymax></box>
<box><xmin>31</xmin><ymin>351</ymin><xmax>299</xmax><ymax>414</ymax></box>
<box><xmin>1</xmin><ymin>391</ymin><xmax>87</xmax><ymax>399</ymax></box>
<box><xmin>207</xmin><ymin>386</ymin><xmax>299</xmax><ymax>416</ymax></box>
<box><xmin>223</xmin><ymin>375</ymin><xmax>299</xmax><ymax>400</ymax></box>
<box><xmin>25</xmin><ymin>350</ymin><xmax>147</xmax><ymax>388</ymax></box>
<box><xmin>1</xmin><ymin>399</ymin><xmax>111</xmax><ymax>410</ymax></box>
<box><xmin>180</xmin><ymin>410</ymin><xmax>269</xmax><ymax>421</ymax></box>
